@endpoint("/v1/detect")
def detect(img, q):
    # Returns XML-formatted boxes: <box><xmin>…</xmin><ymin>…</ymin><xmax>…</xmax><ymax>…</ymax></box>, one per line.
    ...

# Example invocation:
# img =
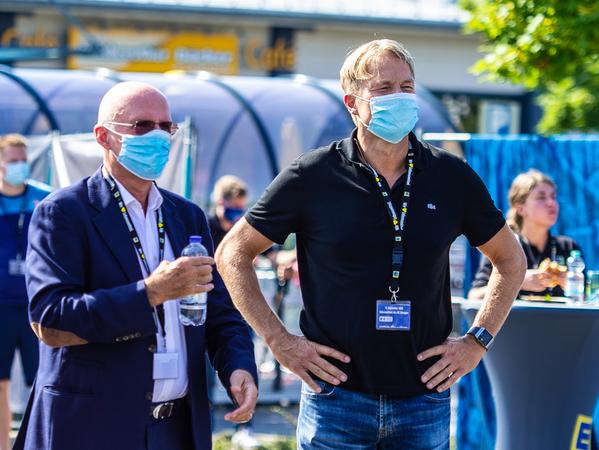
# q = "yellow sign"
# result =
<box><xmin>68</xmin><ymin>27</ymin><xmax>239</xmax><ymax>75</ymax></box>
<box><xmin>1</xmin><ymin>27</ymin><xmax>60</xmax><ymax>48</ymax></box>
<box><xmin>570</xmin><ymin>415</ymin><xmax>593</xmax><ymax>450</ymax></box>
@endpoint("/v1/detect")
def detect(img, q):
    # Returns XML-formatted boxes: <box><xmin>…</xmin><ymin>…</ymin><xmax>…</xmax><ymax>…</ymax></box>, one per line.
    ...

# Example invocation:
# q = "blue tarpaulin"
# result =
<box><xmin>458</xmin><ymin>135</ymin><xmax>599</xmax><ymax>450</ymax></box>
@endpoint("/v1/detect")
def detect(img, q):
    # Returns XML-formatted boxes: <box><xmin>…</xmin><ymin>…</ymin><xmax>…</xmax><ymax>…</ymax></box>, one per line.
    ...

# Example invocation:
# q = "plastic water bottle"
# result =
<box><xmin>565</xmin><ymin>250</ymin><xmax>585</xmax><ymax>303</ymax></box>
<box><xmin>179</xmin><ymin>236</ymin><xmax>209</xmax><ymax>326</ymax></box>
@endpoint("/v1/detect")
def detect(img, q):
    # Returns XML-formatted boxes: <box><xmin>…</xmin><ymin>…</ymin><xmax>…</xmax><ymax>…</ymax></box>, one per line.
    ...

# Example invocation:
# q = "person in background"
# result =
<box><xmin>209</xmin><ymin>175</ymin><xmax>248</xmax><ymax>250</ymax></box>
<box><xmin>0</xmin><ymin>134</ymin><xmax>51</xmax><ymax>450</ymax></box>
<box><xmin>469</xmin><ymin>169</ymin><xmax>581</xmax><ymax>299</ymax></box>
<box><xmin>207</xmin><ymin>175</ymin><xmax>259</xmax><ymax>449</ymax></box>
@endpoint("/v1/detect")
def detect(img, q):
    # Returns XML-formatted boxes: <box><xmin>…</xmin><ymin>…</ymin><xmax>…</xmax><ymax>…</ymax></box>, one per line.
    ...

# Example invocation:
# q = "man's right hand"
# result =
<box><xmin>144</xmin><ymin>256</ymin><xmax>215</xmax><ymax>307</ymax></box>
<box><xmin>268</xmin><ymin>332</ymin><xmax>350</xmax><ymax>393</ymax></box>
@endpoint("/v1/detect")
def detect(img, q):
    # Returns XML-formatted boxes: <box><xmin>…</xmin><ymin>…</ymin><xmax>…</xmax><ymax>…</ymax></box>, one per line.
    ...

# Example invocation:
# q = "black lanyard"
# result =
<box><xmin>0</xmin><ymin>188</ymin><xmax>28</xmax><ymax>257</ymax></box>
<box><xmin>102</xmin><ymin>169</ymin><xmax>167</xmax><ymax>335</ymax></box>
<box><xmin>519</xmin><ymin>234</ymin><xmax>557</xmax><ymax>268</ymax></box>
<box><xmin>365</xmin><ymin>150</ymin><xmax>416</xmax><ymax>302</ymax></box>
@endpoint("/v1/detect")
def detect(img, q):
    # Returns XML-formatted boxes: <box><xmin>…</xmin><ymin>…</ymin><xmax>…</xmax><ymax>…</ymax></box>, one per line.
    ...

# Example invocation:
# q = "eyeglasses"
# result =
<box><xmin>104</xmin><ymin>120</ymin><xmax>179</xmax><ymax>136</ymax></box>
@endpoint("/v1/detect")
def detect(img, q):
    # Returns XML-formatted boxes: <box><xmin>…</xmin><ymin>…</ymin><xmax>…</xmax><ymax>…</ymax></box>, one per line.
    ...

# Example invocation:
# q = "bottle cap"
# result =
<box><xmin>189</xmin><ymin>235</ymin><xmax>202</xmax><ymax>244</ymax></box>
<box><xmin>570</xmin><ymin>250</ymin><xmax>581</xmax><ymax>257</ymax></box>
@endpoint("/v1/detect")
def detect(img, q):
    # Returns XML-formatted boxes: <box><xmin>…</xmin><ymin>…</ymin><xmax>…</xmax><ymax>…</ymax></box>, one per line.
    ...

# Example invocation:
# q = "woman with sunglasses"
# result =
<box><xmin>468</xmin><ymin>169</ymin><xmax>582</xmax><ymax>300</ymax></box>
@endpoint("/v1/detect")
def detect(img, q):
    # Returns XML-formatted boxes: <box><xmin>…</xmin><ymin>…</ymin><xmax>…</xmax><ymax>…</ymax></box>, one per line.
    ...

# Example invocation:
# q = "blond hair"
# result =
<box><xmin>212</xmin><ymin>175</ymin><xmax>248</xmax><ymax>202</ymax></box>
<box><xmin>340</xmin><ymin>39</ymin><xmax>415</xmax><ymax>94</ymax></box>
<box><xmin>0</xmin><ymin>133</ymin><xmax>27</xmax><ymax>157</ymax></box>
<box><xmin>507</xmin><ymin>169</ymin><xmax>556</xmax><ymax>232</ymax></box>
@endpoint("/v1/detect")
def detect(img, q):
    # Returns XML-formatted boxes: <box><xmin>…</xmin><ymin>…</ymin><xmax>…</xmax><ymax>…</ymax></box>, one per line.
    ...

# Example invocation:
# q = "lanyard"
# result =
<box><xmin>365</xmin><ymin>150</ymin><xmax>415</xmax><ymax>302</ymax></box>
<box><xmin>0</xmin><ymin>189</ymin><xmax>28</xmax><ymax>256</ymax></box>
<box><xmin>519</xmin><ymin>234</ymin><xmax>557</xmax><ymax>268</ymax></box>
<box><xmin>102</xmin><ymin>169</ymin><xmax>167</xmax><ymax>339</ymax></box>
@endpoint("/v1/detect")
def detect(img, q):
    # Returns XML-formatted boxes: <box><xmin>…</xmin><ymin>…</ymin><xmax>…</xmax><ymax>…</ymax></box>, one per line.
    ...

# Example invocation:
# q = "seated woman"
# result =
<box><xmin>468</xmin><ymin>169</ymin><xmax>581</xmax><ymax>299</ymax></box>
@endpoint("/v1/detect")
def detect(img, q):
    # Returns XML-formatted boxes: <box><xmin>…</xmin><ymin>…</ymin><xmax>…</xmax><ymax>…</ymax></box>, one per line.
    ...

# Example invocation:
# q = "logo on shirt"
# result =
<box><xmin>427</xmin><ymin>203</ymin><xmax>437</xmax><ymax>210</ymax></box>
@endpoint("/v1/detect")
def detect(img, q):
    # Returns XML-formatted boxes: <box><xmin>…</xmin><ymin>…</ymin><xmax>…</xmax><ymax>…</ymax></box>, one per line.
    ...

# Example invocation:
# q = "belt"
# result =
<box><xmin>150</xmin><ymin>396</ymin><xmax>187</xmax><ymax>420</ymax></box>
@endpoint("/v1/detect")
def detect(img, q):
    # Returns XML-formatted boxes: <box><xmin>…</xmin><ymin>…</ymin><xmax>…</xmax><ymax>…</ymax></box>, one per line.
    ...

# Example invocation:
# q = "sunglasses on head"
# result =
<box><xmin>104</xmin><ymin>120</ymin><xmax>179</xmax><ymax>136</ymax></box>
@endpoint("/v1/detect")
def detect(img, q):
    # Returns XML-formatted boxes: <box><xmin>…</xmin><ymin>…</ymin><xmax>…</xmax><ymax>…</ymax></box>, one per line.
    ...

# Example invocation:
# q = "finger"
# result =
<box><xmin>191</xmin><ymin>283</ymin><xmax>214</xmax><ymax>294</ymax></box>
<box><xmin>313</xmin><ymin>343</ymin><xmax>351</xmax><ymax>363</ymax></box>
<box><xmin>311</xmin><ymin>356</ymin><xmax>348</xmax><ymax>383</ymax></box>
<box><xmin>194</xmin><ymin>272</ymin><xmax>213</xmax><ymax>285</ymax></box>
<box><xmin>417</xmin><ymin>344</ymin><xmax>446</xmax><ymax>362</ymax></box>
<box><xmin>307</xmin><ymin>362</ymin><xmax>343</xmax><ymax>385</ymax></box>
<box><xmin>193</xmin><ymin>265</ymin><xmax>213</xmax><ymax>276</ymax></box>
<box><xmin>424</xmin><ymin>364</ymin><xmax>455</xmax><ymax>390</ymax></box>
<box><xmin>179</xmin><ymin>256</ymin><xmax>215</xmax><ymax>266</ymax></box>
<box><xmin>225</xmin><ymin>385</ymin><xmax>257</xmax><ymax>421</ymax></box>
<box><xmin>435</xmin><ymin>369</ymin><xmax>463</xmax><ymax>392</ymax></box>
<box><xmin>421</xmin><ymin>358</ymin><xmax>450</xmax><ymax>384</ymax></box>
<box><xmin>297</xmin><ymin>369</ymin><xmax>321</xmax><ymax>393</ymax></box>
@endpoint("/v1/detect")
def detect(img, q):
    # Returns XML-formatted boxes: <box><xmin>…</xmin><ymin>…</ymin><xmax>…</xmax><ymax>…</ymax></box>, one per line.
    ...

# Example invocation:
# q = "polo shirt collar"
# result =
<box><xmin>339</xmin><ymin>129</ymin><xmax>430</xmax><ymax>171</ymax></box>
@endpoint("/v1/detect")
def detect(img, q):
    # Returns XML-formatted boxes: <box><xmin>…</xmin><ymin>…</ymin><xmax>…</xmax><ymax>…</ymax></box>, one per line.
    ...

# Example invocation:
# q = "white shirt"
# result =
<box><xmin>113</xmin><ymin>177</ymin><xmax>189</xmax><ymax>402</ymax></box>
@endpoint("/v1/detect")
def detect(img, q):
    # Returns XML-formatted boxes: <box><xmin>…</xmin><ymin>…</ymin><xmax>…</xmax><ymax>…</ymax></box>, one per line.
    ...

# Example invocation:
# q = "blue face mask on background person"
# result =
<box><xmin>4</xmin><ymin>161</ymin><xmax>30</xmax><ymax>186</ymax></box>
<box><xmin>223</xmin><ymin>206</ymin><xmax>245</xmax><ymax>223</ymax></box>
<box><xmin>355</xmin><ymin>92</ymin><xmax>420</xmax><ymax>144</ymax></box>
<box><xmin>109</xmin><ymin>129</ymin><xmax>171</xmax><ymax>181</ymax></box>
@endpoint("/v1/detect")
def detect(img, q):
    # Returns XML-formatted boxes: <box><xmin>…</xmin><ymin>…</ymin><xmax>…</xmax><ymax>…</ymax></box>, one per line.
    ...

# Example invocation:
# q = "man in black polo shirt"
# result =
<box><xmin>216</xmin><ymin>39</ymin><xmax>526</xmax><ymax>449</ymax></box>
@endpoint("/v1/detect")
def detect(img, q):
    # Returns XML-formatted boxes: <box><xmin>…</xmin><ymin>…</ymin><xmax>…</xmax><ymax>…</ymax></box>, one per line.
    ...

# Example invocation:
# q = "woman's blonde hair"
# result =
<box><xmin>506</xmin><ymin>169</ymin><xmax>556</xmax><ymax>232</ymax></box>
<box><xmin>339</xmin><ymin>39</ymin><xmax>415</xmax><ymax>94</ymax></box>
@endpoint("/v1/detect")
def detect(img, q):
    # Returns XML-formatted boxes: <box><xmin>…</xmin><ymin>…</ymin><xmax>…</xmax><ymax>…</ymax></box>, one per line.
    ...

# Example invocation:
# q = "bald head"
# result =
<box><xmin>97</xmin><ymin>81</ymin><xmax>170</xmax><ymax>125</ymax></box>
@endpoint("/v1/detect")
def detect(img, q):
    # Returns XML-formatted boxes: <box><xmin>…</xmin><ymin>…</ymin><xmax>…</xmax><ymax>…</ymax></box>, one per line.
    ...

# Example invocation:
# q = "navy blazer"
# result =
<box><xmin>15</xmin><ymin>169</ymin><xmax>257</xmax><ymax>450</ymax></box>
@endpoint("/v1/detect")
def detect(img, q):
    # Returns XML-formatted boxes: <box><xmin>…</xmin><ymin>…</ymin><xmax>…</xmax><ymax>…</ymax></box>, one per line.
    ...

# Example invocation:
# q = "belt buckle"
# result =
<box><xmin>152</xmin><ymin>401</ymin><xmax>174</xmax><ymax>420</ymax></box>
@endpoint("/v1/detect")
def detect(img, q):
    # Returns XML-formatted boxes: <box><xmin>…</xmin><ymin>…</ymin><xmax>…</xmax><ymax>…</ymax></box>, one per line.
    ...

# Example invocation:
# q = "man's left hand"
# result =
<box><xmin>417</xmin><ymin>335</ymin><xmax>486</xmax><ymax>392</ymax></box>
<box><xmin>224</xmin><ymin>369</ymin><xmax>258</xmax><ymax>423</ymax></box>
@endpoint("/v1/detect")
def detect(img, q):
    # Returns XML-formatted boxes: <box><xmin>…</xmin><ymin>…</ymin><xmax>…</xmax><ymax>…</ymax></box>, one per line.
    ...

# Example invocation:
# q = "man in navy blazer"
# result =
<box><xmin>14</xmin><ymin>82</ymin><xmax>258</xmax><ymax>450</ymax></box>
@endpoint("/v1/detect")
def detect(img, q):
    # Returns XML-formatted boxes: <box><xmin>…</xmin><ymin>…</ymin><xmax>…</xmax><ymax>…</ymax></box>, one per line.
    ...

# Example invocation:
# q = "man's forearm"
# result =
<box><xmin>217</xmin><ymin>248</ymin><xmax>287</xmax><ymax>346</ymax></box>
<box><xmin>473</xmin><ymin>249</ymin><xmax>526</xmax><ymax>335</ymax></box>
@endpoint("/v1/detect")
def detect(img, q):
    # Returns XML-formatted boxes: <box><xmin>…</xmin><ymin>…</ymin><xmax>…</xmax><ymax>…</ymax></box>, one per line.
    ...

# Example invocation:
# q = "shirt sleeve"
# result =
<box><xmin>470</xmin><ymin>254</ymin><xmax>494</xmax><ymax>289</ymax></box>
<box><xmin>460</xmin><ymin>161</ymin><xmax>506</xmax><ymax>247</ymax></box>
<box><xmin>245</xmin><ymin>157</ymin><xmax>305</xmax><ymax>245</ymax></box>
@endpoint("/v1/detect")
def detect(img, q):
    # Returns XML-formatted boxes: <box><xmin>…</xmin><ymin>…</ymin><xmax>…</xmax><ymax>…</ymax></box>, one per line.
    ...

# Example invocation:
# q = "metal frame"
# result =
<box><xmin>0</xmin><ymin>66</ymin><xmax>61</xmax><ymax>132</ymax></box>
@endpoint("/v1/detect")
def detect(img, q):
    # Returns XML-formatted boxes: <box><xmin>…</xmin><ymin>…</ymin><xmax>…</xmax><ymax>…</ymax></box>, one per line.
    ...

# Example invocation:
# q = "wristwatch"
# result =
<box><xmin>466</xmin><ymin>326</ymin><xmax>494</xmax><ymax>350</ymax></box>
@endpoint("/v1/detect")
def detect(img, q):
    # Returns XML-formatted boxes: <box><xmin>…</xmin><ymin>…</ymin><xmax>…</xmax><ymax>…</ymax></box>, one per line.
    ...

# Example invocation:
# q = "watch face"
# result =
<box><xmin>469</xmin><ymin>327</ymin><xmax>493</xmax><ymax>348</ymax></box>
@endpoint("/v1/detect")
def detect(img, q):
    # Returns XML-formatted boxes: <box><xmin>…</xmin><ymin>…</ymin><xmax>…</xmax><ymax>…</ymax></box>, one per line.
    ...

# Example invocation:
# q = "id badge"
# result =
<box><xmin>8</xmin><ymin>257</ymin><xmax>25</xmax><ymax>276</ymax></box>
<box><xmin>152</xmin><ymin>352</ymin><xmax>179</xmax><ymax>380</ymax></box>
<box><xmin>376</xmin><ymin>300</ymin><xmax>411</xmax><ymax>331</ymax></box>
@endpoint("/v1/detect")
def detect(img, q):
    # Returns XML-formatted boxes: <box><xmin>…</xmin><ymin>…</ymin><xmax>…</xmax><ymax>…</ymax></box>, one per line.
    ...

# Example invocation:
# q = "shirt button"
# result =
<box><xmin>146</xmin><ymin>392</ymin><xmax>153</xmax><ymax>401</ymax></box>
<box><xmin>148</xmin><ymin>344</ymin><xmax>156</xmax><ymax>353</ymax></box>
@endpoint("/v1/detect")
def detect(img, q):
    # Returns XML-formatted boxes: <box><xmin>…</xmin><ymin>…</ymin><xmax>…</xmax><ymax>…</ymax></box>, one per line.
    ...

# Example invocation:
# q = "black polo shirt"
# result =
<box><xmin>246</xmin><ymin>131</ymin><xmax>505</xmax><ymax>396</ymax></box>
<box><xmin>472</xmin><ymin>233</ymin><xmax>581</xmax><ymax>298</ymax></box>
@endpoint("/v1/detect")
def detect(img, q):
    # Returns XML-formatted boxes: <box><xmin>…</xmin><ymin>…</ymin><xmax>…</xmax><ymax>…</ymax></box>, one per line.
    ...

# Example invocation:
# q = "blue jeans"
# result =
<box><xmin>297</xmin><ymin>381</ymin><xmax>450</xmax><ymax>449</ymax></box>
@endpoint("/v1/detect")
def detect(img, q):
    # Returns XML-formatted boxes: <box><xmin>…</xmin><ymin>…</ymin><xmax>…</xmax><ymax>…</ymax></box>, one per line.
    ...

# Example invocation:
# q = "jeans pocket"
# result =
<box><xmin>422</xmin><ymin>389</ymin><xmax>451</xmax><ymax>403</ymax></box>
<box><xmin>301</xmin><ymin>380</ymin><xmax>337</xmax><ymax>397</ymax></box>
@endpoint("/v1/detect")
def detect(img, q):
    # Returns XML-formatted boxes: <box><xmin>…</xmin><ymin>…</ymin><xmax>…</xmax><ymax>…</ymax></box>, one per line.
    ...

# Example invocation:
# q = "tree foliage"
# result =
<box><xmin>461</xmin><ymin>0</ymin><xmax>599</xmax><ymax>133</ymax></box>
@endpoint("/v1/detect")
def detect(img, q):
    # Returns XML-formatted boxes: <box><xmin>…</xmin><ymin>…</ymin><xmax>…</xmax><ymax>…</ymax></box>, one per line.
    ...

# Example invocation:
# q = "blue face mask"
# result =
<box><xmin>111</xmin><ymin>129</ymin><xmax>171</xmax><ymax>181</ymax></box>
<box><xmin>4</xmin><ymin>161</ymin><xmax>30</xmax><ymax>186</ymax></box>
<box><xmin>356</xmin><ymin>93</ymin><xmax>419</xmax><ymax>144</ymax></box>
<box><xmin>223</xmin><ymin>206</ymin><xmax>245</xmax><ymax>223</ymax></box>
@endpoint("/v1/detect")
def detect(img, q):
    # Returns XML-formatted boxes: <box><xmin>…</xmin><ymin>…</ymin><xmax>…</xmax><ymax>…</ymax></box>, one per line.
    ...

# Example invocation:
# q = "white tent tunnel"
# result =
<box><xmin>0</xmin><ymin>67</ymin><xmax>457</xmax><ymax>207</ymax></box>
